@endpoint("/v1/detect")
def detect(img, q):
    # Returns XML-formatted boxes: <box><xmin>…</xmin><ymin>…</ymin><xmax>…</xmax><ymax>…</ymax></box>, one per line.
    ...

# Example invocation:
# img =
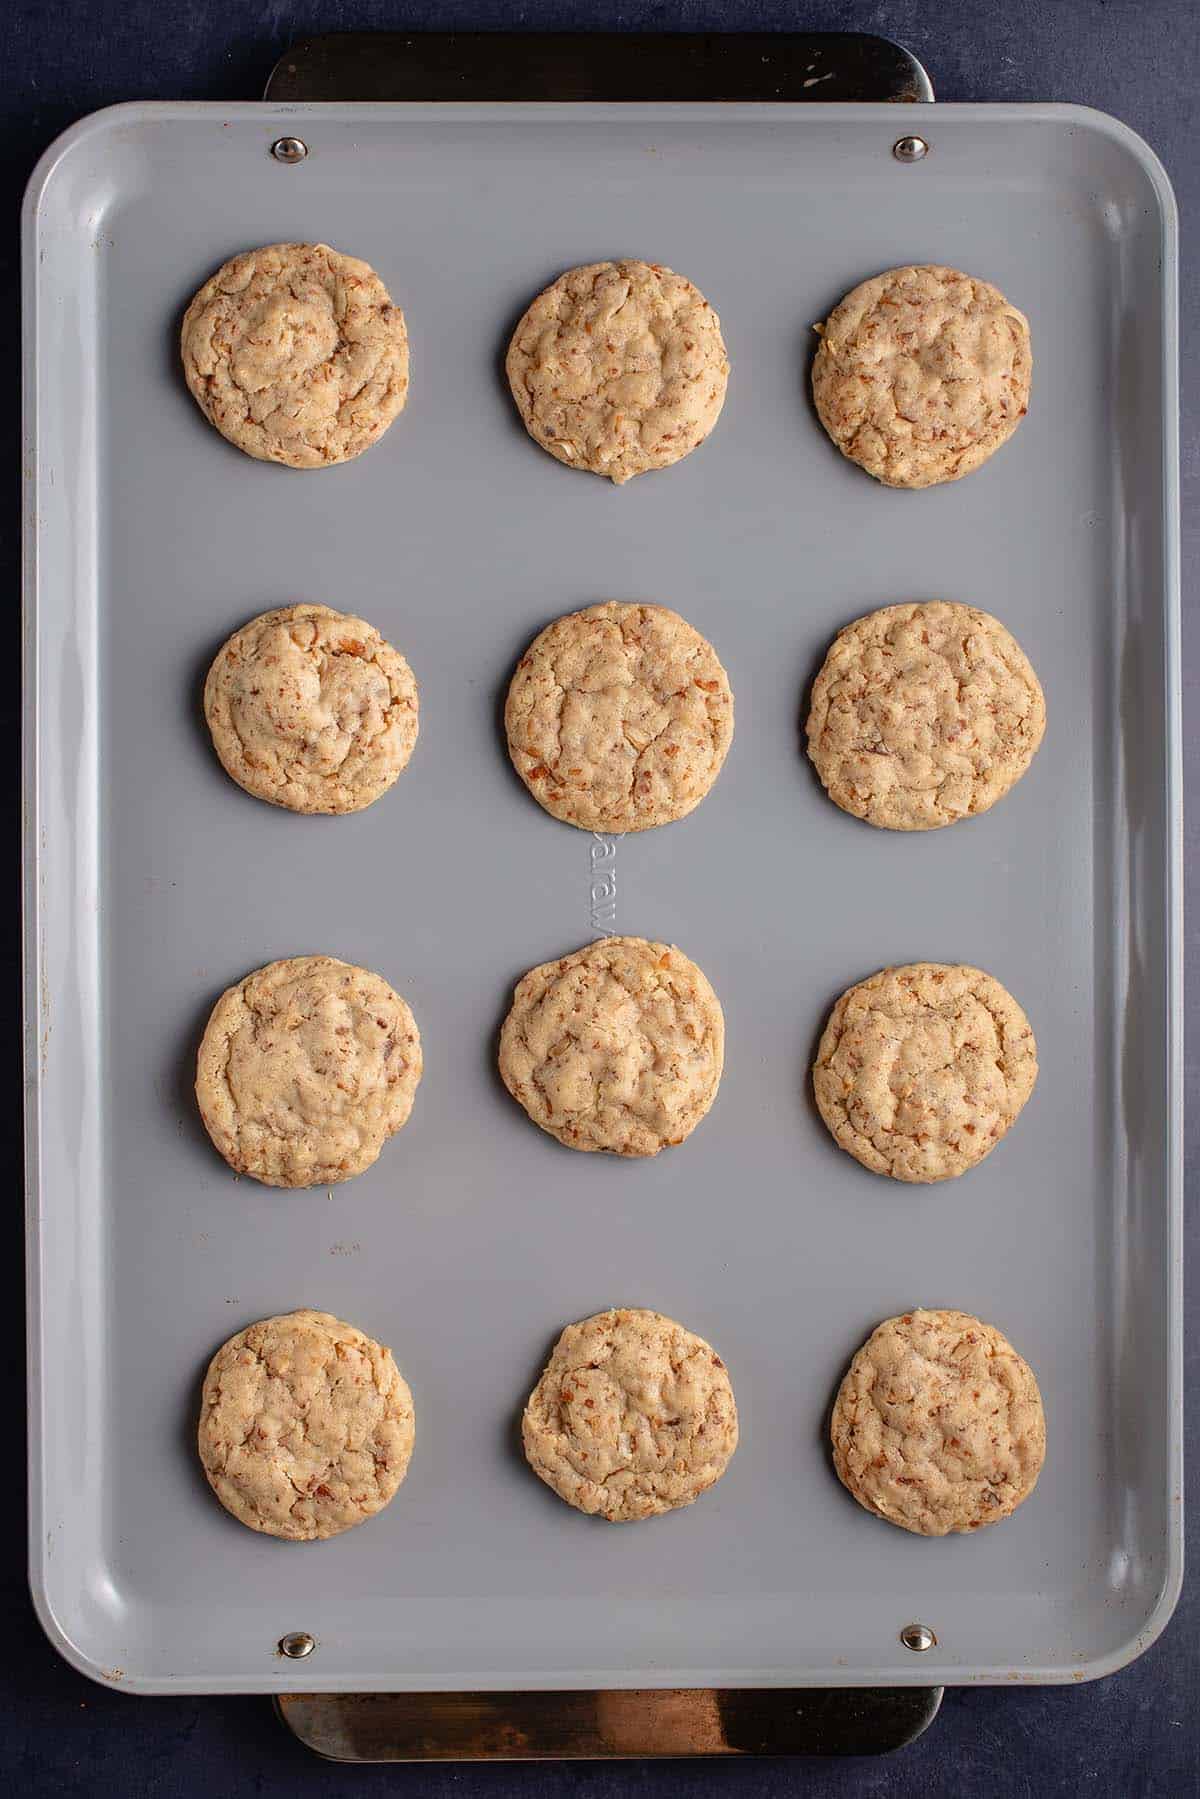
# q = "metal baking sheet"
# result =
<box><xmin>23</xmin><ymin>101</ymin><xmax>1181</xmax><ymax>1695</ymax></box>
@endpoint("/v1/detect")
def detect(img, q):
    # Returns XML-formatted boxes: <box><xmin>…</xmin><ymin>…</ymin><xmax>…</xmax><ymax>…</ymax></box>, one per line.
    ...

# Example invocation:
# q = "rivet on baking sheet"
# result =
<box><xmin>893</xmin><ymin>135</ymin><xmax>929</xmax><ymax>163</ymax></box>
<box><xmin>900</xmin><ymin>1622</ymin><xmax>937</xmax><ymax>1652</ymax></box>
<box><xmin>271</xmin><ymin>137</ymin><xmax>308</xmax><ymax>164</ymax></box>
<box><xmin>278</xmin><ymin>1631</ymin><xmax>316</xmax><ymax>1659</ymax></box>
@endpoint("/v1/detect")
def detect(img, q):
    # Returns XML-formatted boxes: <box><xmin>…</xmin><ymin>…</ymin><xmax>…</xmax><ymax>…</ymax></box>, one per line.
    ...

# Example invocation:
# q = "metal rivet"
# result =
<box><xmin>278</xmin><ymin>1631</ymin><xmax>316</xmax><ymax>1659</ymax></box>
<box><xmin>893</xmin><ymin>135</ymin><xmax>929</xmax><ymax>163</ymax></box>
<box><xmin>271</xmin><ymin>137</ymin><xmax>308</xmax><ymax>165</ymax></box>
<box><xmin>900</xmin><ymin>1622</ymin><xmax>937</xmax><ymax>1652</ymax></box>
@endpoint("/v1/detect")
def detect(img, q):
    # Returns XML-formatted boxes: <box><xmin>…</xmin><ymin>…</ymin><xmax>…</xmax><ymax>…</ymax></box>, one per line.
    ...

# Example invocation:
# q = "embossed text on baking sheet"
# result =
<box><xmin>589</xmin><ymin>834</ymin><xmax>618</xmax><ymax>936</ymax></box>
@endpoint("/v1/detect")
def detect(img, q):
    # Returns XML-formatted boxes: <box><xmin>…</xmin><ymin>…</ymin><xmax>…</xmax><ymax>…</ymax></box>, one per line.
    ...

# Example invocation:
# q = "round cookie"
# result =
<box><xmin>505</xmin><ymin>602</ymin><xmax>734</xmax><ymax>832</ymax></box>
<box><xmin>180</xmin><ymin>242</ymin><xmax>409</xmax><ymax>468</ymax></box>
<box><xmin>806</xmin><ymin>601</ymin><xmax>1045</xmax><ymax>831</ymax></box>
<box><xmin>498</xmin><ymin>936</ymin><xmax>724</xmax><ymax>1157</ymax></box>
<box><xmin>198</xmin><ymin>1310</ymin><xmax>415</xmax><ymax>1540</ymax></box>
<box><xmin>204</xmin><ymin>604</ymin><xmax>419</xmax><ymax>815</ymax></box>
<box><xmin>522</xmin><ymin>1308</ymin><xmax>738</xmax><ymax>1521</ymax></box>
<box><xmin>813</xmin><ymin>963</ymin><xmax>1037</xmax><ymax>1183</ymax></box>
<box><xmin>195</xmin><ymin>955</ymin><xmax>422</xmax><ymax>1187</ymax></box>
<box><xmin>830</xmin><ymin>1308</ymin><xmax>1046</xmax><ymax>1535</ymax></box>
<box><xmin>505</xmin><ymin>260</ymin><xmax>729</xmax><ymax>484</ymax></box>
<box><xmin>812</xmin><ymin>265</ymin><xmax>1031</xmax><ymax>488</ymax></box>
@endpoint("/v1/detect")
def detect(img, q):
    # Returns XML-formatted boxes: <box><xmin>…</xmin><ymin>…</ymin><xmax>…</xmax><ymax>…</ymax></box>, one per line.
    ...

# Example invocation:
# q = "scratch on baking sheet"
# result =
<box><xmin>803</xmin><ymin>72</ymin><xmax>834</xmax><ymax>87</ymax></box>
<box><xmin>40</xmin><ymin>932</ymin><xmax>51</xmax><ymax>1076</ymax></box>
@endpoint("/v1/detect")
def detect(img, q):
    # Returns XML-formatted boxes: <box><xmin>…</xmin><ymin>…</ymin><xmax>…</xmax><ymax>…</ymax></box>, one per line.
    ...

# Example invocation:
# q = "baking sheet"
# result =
<box><xmin>23</xmin><ymin>101</ymin><xmax>1181</xmax><ymax>1693</ymax></box>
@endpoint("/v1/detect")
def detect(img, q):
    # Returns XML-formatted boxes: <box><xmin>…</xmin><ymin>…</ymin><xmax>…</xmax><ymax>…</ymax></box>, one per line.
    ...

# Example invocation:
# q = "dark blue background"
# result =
<box><xmin>5</xmin><ymin>3</ymin><xmax>1197</xmax><ymax>1794</ymax></box>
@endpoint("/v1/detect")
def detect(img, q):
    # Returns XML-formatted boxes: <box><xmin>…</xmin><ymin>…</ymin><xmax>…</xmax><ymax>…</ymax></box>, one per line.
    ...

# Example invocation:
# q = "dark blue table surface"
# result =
<box><xmin>4</xmin><ymin>2</ymin><xmax>1197</xmax><ymax>1794</ymax></box>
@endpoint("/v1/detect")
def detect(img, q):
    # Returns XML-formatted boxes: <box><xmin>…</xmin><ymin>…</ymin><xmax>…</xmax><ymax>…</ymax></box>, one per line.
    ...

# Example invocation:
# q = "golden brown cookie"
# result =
<box><xmin>181</xmin><ymin>242</ymin><xmax>409</xmax><ymax>467</ymax></box>
<box><xmin>806</xmin><ymin>602</ymin><xmax>1045</xmax><ymax>830</ymax></box>
<box><xmin>522</xmin><ymin>1308</ymin><xmax>738</xmax><ymax>1521</ymax></box>
<box><xmin>198</xmin><ymin>1310</ymin><xmax>415</xmax><ymax>1540</ymax></box>
<box><xmin>204</xmin><ymin>604</ymin><xmax>419</xmax><ymax>814</ymax></box>
<box><xmin>505</xmin><ymin>602</ymin><xmax>733</xmax><ymax>831</ymax></box>
<box><xmin>505</xmin><ymin>260</ymin><xmax>728</xmax><ymax>483</ymax></box>
<box><xmin>813</xmin><ymin>963</ymin><xmax>1037</xmax><ymax>1183</ymax></box>
<box><xmin>812</xmin><ymin>265</ymin><xmax>1031</xmax><ymax>488</ymax></box>
<box><xmin>830</xmin><ymin>1309</ymin><xmax>1046</xmax><ymax>1535</ymax></box>
<box><xmin>195</xmin><ymin>956</ymin><xmax>422</xmax><ymax>1187</ymax></box>
<box><xmin>498</xmin><ymin>937</ymin><xmax>724</xmax><ymax>1156</ymax></box>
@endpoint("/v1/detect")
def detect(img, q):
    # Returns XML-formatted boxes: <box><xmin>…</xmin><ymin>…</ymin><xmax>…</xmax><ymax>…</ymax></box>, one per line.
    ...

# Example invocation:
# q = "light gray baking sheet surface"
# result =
<box><xmin>23</xmin><ymin>102</ymin><xmax>1181</xmax><ymax>1694</ymax></box>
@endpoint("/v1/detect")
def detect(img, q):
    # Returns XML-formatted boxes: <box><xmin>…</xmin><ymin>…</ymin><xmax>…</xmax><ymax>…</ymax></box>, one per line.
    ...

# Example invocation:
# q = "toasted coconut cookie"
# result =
<box><xmin>813</xmin><ymin>963</ymin><xmax>1037</xmax><ymax>1183</ymax></box>
<box><xmin>181</xmin><ymin>242</ymin><xmax>409</xmax><ymax>467</ymax></box>
<box><xmin>198</xmin><ymin>1310</ymin><xmax>415</xmax><ymax>1540</ymax></box>
<box><xmin>812</xmin><ymin>265</ymin><xmax>1030</xmax><ymax>487</ymax></box>
<box><xmin>205</xmin><ymin>604</ymin><xmax>418</xmax><ymax>814</ymax></box>
<box><xmin>506</xmin><ymin>602</ymin><xmax>733</xmax><ymax>831</ymax></box>
<box><xmin>195</xmin><ymin>956</ymin><xmax>422</xmax><ymax>1187</ymax></box>
<box><xmin>506</xmin><ymin>260</ymin><xmax>728</xmax><ymax>483</ymax></box>
<box><xmin>522</xmin><ymin>1308</ymin><xmax>738</xmax><ymax>1521</ymax></box>
<box><xmin>830</xmin><ymin>1309</ymin><xmax>1045</xmax><ymax>1535</ymax></box>
<box><xmin>806</xmin><ymin>602</ymin><xmax>1044</xmax><ymax>830</ymax></box>
<box><xmin>499</xmin><ymin>937</ymin><xmax>724</xmax><ymax>1156</ymax></box>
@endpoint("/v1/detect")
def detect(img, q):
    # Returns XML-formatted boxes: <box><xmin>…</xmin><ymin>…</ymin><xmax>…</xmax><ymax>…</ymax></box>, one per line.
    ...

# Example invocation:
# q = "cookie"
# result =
<box><xmin>498</xmin><ymin>937</ymin><xmax>724</xmax><ymax>1156</ymax></box>
<box><xmin>813</xmin><ymin>963</ymin><xmax>1037</xmax><ymax>1183</ymax></box>
<box><xmin>522</xmin><ymin>1308</ymin><xmax>738</xmax><ymax>1521</ymax></box>
<box><xmin>812</xmin><ymin>265</ymin><xmax>1031</xmax><ymax>488</ymax></box>
<box><xmin>806</xmin><ymin>602</ymin><xmax>1045</xmax><ymax>830</ymax></box>
<box><xmin>505</xmin><ymin>260</ymin><xmax>729</xmax><ymax>484</ymax></box>
<box><xmin>198</xmin><ymin>1310</ymin><xmax>415</xmax><ymax>1540</ymax></box>
<box><xmin>204</xmin><ymin>604</ymin><xmax>419</xmax><ymax>814</ymax></box>
<box><xmin>181</xmin><ymin>242</ymin><xmax>409</xmax><ymax>468</ymax></box>
<box><xmin>195</xmin><ymin>955</ymin><xmax>422</xmax><ymax>1187</ymax></box>
<box><xmin>830</xmin><ymin>1309</ymin><xmax>1045</xmax><ymax>1535</ymax></box>
<box><xmin>505</xmin><ymin>602</ymin><xmax>734</xmax><ymax>832</ymax></box>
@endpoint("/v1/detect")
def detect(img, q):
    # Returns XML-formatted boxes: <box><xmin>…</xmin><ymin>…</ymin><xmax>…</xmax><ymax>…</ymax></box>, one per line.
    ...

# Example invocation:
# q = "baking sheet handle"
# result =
<box><xmin>275</xmin><ymin>1686</ymin><xmax>944</xmax><ymax>1761</ymax></box>
<box><xmin>264</xmin><ymin>31</ymin><xmax>935</xmax><ymax>105</ymax></box>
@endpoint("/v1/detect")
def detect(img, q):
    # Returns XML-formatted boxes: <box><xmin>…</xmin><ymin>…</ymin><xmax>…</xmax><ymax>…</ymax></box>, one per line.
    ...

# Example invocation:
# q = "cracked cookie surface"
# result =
<box><xmin>813</xmin><ymin>963</ymin><xmax>1037</xmax><ymax>1183</ymax></box>
<box><xmin>181</xmin><ymin>242</ymin><xmax>409</xmax><ymax>468</ymax></box>
<box><xmin>522</xmin><ymin>1308</ymin><xmax>738</xmax><ymax>1521</ymax></box>
<box><xmin>505</xmin><ymin>602</ymin><xmax>733</xmax><ymax>831</ymax></box>
<box><xmin>830</xmin><ymin>1309</ymin><xmax>1045</xmax><ymax>1535</ymax></box>
<box><xmin>812</xmin><ymin>265</ymin><xmax>1031</xmax><ymax>488</ymax></box>
<box><xmin>198</xmin><ymin>1310</ymin><xmax>415</xmax><ymax>1540</ymax></box>
<box><xmin>498</xmin><ymin>937</ymin><xmax>723</xmax><ymax>1156</ymax></box>
<box><xmin>806</xmin><ymin>602</ymin><xmax>1044</xmax><ymax>831</ymax></box>
<box><xmin>196</xmin><ymin>955</ymin><xmax>422</xmax><ymax>1188</ymax></box>
<box><xmin>204</xmin><ymin>604</ymin><xmax>419</xmax><ymax>814</ymax></box>
<box><xmin>505</xmin><ymin>260</ymin><xmax>728</xmax><ymax>484</ymax></box>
